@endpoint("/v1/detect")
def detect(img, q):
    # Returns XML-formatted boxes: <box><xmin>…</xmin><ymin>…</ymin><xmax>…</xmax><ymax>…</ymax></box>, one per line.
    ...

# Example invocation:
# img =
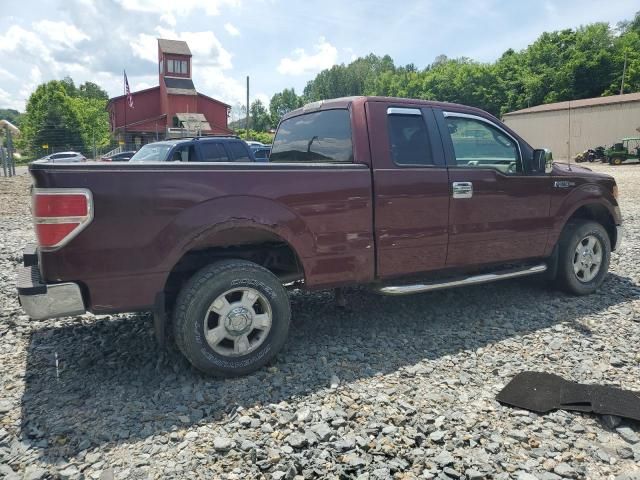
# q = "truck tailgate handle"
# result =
<box><xmin>452</xmin><ymin>181</ymin><xmax>473</xmax><ymax>199</ymax></box>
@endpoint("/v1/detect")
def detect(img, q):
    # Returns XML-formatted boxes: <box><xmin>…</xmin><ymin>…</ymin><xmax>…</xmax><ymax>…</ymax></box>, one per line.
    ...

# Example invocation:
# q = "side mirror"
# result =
<box><xmin>533</xmin><ymin>148</ymin><xmax>553</xmax><ymax>174</ymax></box>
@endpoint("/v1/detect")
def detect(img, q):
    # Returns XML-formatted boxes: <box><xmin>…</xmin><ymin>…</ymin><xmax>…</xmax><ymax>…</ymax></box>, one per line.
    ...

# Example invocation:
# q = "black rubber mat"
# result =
<box><xmin>497</xmin><ymin>371</ymin><xmax>640</xmax><ymax>421</ymax></box>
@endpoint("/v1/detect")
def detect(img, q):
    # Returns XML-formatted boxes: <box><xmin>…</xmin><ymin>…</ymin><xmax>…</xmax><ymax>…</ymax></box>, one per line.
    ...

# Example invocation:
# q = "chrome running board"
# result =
<box><xmin>377</xmin><ymin>263</ymin><xmax>547</xmax><ymax>296</ymax></box>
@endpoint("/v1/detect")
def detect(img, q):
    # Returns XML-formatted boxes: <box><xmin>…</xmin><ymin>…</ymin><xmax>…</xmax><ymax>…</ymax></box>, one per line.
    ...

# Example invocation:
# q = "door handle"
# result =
<box><xmin>452</xmin><ymin>181</ymin><xmax>473</xmax><ymax>199</ymax></box>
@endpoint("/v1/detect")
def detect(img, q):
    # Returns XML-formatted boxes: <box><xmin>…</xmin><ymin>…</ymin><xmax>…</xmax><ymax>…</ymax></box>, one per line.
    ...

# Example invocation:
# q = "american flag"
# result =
<box><xmin>124</xmin><ymin>70</ymin><xmax>134</xmax><ymax>108</ymax></box>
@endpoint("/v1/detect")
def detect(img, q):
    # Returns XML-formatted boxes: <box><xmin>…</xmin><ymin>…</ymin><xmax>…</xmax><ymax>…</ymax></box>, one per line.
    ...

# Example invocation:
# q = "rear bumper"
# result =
<box><xmin>16</xmin><ymin>245</ymin><xmax>86</xmax><ymax>320</ymax></box>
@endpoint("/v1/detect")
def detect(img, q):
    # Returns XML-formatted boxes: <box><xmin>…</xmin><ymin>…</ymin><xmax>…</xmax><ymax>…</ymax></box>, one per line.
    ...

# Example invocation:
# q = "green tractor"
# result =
<box><xmin>605</xmin><ymin>137</ymin><xmax>640</xmax><ymax>165</ymax></box>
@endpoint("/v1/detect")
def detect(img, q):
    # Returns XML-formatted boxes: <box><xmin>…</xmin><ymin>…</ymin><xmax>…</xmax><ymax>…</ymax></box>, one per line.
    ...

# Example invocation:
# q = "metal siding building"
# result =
<box><xmin>502</xmin><ymin>93</ymin><xmax>640</xmax><ymax>160</ymax></box>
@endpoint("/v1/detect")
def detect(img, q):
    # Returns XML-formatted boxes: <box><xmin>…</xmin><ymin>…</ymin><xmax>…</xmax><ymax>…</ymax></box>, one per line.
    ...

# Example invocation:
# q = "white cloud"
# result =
<box><xmin>130</xmin><ymin>33</ymin><xmax>158</xmax><ymax>63</ymax></box>
<box><xmin>277</xmin><ymin>37</ymin><xmax>338</xmax><ymax>75</ymax></box>
<box><xmin>114</xmin><ymin>0</ymin><xmax>241</xmax><ymax>17</ymax></box>
<box><xmin>224</xmin><ymin>23</ymin><xmax>240</xmax><ymax>36</ymax></box>
<box><xmin>33</xmin><ymin>20</ymin><xmax>89</xmax><ymax>50</ymax></box>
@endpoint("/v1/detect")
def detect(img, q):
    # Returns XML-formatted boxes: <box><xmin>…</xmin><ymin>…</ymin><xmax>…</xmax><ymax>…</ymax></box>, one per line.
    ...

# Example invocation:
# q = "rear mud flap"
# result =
<box><xmin>497</xmin><ymin>371</ymin><xmax>640</xmax><ymax>422</ymax></box>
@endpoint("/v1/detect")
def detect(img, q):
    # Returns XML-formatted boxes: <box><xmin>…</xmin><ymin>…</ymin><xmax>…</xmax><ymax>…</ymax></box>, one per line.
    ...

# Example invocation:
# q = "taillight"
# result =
<box><xmin>33</xmin><ymin>189</ymin><xmax>93</xmax><ymax>249</ymax></box>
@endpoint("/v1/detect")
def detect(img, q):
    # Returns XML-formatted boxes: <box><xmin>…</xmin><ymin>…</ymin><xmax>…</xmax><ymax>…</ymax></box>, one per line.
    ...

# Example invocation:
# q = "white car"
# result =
<box><xmin>40</xmin><ymin>151</ymin><xmax>86</xmax><ymax>163</ymax></box>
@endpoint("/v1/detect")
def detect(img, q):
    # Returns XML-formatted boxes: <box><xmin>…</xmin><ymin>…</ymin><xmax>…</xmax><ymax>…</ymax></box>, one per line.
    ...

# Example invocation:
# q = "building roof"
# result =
<box><xmin>164</xmin><ymin>77</ymin><xmax>197</xmax><ymax>95</ymax></box>
<box><xmin>0</xmin><ymin>119</ymin><xmax>20</xmax><ymax>134</ymax></box>
<box><xmin>158</xmin><ymin>38</ymin><xmax>192</xmax><ymax>56</ymax></box>
<box><xmin>176</xmin><ymin>113</ymin><xmax>212</xmax><ymax>131</ymax></box>
<box><xmin>503</xmin><ymin>92</ymin><xmax>640</xmax><ymax>116</ymax></box>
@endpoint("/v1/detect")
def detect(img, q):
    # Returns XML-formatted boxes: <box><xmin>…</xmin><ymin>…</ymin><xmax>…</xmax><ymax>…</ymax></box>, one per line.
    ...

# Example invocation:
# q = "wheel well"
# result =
<box><xmin>164</xmin><ymin>234</ymin><xmax>304</xmax><ymax>309</ymax></box>
<box><xmin>567</xmin><ymin>204</ymin><xmax>616</xmax><ymax>247</ymax></box>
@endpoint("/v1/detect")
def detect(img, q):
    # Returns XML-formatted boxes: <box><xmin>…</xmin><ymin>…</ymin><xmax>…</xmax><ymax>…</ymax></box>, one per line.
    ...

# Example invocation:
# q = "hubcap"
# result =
<box><xmin>572</xmin><ymin>234</ymin><xmax>603</xmax><ymax>283</ymax></box>
<box><xmin>203</xmin><ymin>287</ymin><xmax>272</xmax><ymax>357</ymax></box>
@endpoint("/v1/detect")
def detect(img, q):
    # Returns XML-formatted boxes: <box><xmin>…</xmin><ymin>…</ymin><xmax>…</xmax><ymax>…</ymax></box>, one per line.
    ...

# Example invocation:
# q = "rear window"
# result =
<box><xmin>227</xmin><ymin>142</ymin><xmax>252</xmax><ymax>161</ymax></box>
<box><xmin>270</xmin><ymin>109</ymin><xmax>353</xmax><ymax>163</ymax></box>
<box><xmin>199</xmin><ymin>142</ymin><xmax>229</xmax><ymax>162</ymax></box>
<box><xmin>130</xmin><ymin>143</ymin><xmax>173</xmax><ymax>162</ymax></box>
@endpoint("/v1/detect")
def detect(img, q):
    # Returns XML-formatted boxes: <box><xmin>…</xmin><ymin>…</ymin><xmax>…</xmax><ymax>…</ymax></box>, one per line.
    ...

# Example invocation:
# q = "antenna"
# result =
<box><xmin>567</xmin><ymin>100</ymin><xmax>572</xmax><ymax>171</ymax></box>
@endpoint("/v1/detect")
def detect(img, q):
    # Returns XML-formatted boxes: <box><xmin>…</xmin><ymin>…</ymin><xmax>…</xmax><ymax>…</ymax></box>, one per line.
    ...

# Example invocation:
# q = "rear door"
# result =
<box><xmin>436</xmin><ymin>110</ymin><xmax>551</xmax><ymax>267</ymax></box>
<box><xmin>367</xmin><ymin>101</ymin><xmax>450</xmax><ymax>279</ymax></box>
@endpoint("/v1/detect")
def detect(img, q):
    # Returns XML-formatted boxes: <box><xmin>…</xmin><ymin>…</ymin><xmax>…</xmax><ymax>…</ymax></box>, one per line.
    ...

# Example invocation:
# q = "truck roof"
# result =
<box><xmin>282</xmin><ymin>96</ymin><xmax>496</xmax><ymax>122</ymax></box>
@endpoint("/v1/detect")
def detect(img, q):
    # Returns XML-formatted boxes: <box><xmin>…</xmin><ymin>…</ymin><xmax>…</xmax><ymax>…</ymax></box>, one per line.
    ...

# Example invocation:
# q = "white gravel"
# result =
<box><xmin>1</xmin><ymin>163</ymin><xmax>639</xmax><ymax>480</ymax></box>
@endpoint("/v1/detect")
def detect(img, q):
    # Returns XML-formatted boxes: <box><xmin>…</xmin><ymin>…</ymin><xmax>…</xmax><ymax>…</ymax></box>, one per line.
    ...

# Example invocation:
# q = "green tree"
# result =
<box><xmin>78</xmin><ymin>81</ymin><xmax>109</xmax><ymax>101</ymax></box>
<box><xmin>69</xmin><ymin>96</ymin><xmax>111</xmax><ymax>154</ymax></box>
<box><xmin>249</xmin><ymin>99</ymin><xmax>271</xmax><ymax>132</ymax></box>
<box><xmin>269</xmin><ymin>88</ymin><xmax>302</xmax><ymax>125</ymax></box>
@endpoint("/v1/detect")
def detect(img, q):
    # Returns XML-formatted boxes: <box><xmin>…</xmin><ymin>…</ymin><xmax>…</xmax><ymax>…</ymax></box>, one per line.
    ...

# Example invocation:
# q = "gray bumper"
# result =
<box><xmin>614</xmin><ymin>225</ymin><xmax>623</xmax><ymax>251</ymax></box>
<box><xmin>16</xmin><ymin>249</ymin><xmax>85</xmax><ymax>320</ymax></box>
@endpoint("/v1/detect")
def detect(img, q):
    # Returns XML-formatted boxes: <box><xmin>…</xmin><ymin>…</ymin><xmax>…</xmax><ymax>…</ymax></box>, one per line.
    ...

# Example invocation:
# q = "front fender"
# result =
<box><xmin>546</xmin><ymin>182</ymin><xmax>620</xmax><ymax>253</ymax></box>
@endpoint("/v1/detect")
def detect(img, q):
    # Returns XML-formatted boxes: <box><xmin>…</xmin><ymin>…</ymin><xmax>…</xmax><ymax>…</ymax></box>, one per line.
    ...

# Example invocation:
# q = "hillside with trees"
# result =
<box><xmin>268</xmin><ymin>12</ymin><xmax>640</xmax><ymax>125</ymax></box>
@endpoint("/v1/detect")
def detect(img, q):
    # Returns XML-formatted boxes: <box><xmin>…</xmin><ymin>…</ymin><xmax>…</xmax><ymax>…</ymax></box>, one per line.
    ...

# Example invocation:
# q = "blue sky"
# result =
<box><xmin>0</xmin><ymin>0</ymin><xmax>638</xmax><ymax>119</ymax></box>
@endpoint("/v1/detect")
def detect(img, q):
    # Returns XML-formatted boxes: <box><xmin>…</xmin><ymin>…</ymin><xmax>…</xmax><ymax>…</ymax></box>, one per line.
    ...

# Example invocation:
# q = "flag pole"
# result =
<box><xmin>123</xmin><ymin>70</ymin><xmax>127</xmax><ymax>150</ymax></box>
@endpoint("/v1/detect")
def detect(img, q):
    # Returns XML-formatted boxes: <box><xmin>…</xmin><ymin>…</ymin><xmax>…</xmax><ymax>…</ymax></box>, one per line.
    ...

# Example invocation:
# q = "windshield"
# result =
<box><xmin>129</xmin><ymin>143</ymin><xmax>173</xmax><ymax>162</ymax></box>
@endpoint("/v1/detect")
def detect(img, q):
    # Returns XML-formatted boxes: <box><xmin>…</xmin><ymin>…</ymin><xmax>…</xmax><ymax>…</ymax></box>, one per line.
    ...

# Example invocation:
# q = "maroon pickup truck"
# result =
<box><xmin>17</xmin><ymin>96</ymin><xmax>622</xmax><ymax>376</ymax></box>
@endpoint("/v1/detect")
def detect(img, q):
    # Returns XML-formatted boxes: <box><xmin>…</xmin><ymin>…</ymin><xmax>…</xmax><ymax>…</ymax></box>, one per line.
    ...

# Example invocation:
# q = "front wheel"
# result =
<box><xmin>611</xmin><ymin>157</ymin><xmax>623</xmax><ymax>166</ymax></box>
<box><xmin>555</xmin><ymin>221</ymin><xmax>610</xmax><ymax>295</ymax></box>
<box><xmin>173</xmin><ymin>259</ymin><xmax>291</xmax><ymax>376</ymax></box>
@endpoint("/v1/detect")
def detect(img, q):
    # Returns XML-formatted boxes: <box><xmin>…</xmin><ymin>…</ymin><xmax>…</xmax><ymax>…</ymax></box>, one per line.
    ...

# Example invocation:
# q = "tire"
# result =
<box><xmin>612</xmin><ymin>157</ymin><xmax>623</xmax><ymax>166</ymax></box>
<box><xmin>173</xmin><ymin>259</ymin><xmax>291</xmax><ymax>377</ymax></box>
<box><xmin>555</xmin><ymin>220</ymin><xmax>610</xmax><ymax>295</ymax></box>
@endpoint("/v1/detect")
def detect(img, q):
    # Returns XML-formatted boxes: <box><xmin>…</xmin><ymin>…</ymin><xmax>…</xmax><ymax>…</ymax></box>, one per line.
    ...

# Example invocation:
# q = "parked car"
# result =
<box><xmin>100</xmin><ymin>151</ymin><xmax>137</xmax><ymax>162</ymax></box>
<box><xmin>18</xmin><ymin>96</ymin><xmax>622</xmax><ymax>378</ymax></box>
<box><xmin>253</xmin><ymin>147</ymin><xmax>271</xmax><ymax>162</ymax></box>
<box><xmin>37</xmin><ymin>151</ymin><xmax>86</xmax><ymax>163</ymax></box>
<box><xmin>246</xmin><ymin>141</ymin><xmax>265</xmax><ymax>151</ymax></box>
<box><xmin>129</xmin><ymin>137</ymin><xmax>255</xmax><ymax>162</ymax></box>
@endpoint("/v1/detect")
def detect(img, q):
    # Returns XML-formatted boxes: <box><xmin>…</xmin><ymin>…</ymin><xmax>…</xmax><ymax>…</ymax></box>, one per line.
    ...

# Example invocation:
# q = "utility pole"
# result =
<box><xmin>620</xmin><ymin>50</ymin><xmax>628</xmax><ymax>95</ymax></box>
<box><xmin>7</xmin><ymin>127</ymin><xmax>15</xmax><ymax>176</ymax></box>
<box><xmin>246</xmin><ymin>75</ymin><xmax>250</xmax><ymax>139</ymax></box>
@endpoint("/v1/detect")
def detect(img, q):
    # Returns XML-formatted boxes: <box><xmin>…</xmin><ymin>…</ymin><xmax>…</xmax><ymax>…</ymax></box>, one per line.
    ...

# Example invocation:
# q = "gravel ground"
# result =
<box><xmin>1</xmin><ymin>163</ymin><xmax>639</xmax><ymax>480</ymax></box>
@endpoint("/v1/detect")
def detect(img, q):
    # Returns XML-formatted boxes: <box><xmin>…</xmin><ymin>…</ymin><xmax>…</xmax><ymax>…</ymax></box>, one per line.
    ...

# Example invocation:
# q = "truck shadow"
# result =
<box><xmin>20</xmin><ymin>273</ymin><xmax>639</xmax><ymax>461</ymax></box>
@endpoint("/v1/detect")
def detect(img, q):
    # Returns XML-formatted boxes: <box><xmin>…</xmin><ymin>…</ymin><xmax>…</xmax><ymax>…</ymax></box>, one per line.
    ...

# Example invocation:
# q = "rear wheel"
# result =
<box><xmin>555</xmin><ymin>221</ymin><xmax>610</xmax><ymax>295</ymax></box>
<box><xmin>173</xmin><ymin>259</ymin><xmax>291</xmax><ymax>376</ymax></box>
<box><xmin>611</xmin><ymin>157</ymin><xmax>623</xmax><ymax>165</ymax></box>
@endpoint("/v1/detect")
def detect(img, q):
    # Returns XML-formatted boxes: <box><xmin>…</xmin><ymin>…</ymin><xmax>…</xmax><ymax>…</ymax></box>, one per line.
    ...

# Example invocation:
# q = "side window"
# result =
<box><xmin>271</xmin><ymin>109</ymin><xmax>353</xmax><ymax>163</ymax></box>
<box><xmin>228</xmin><ymin>142</ymin><xmax>252</xmax><ymax>162</ymax></box>
<box><xmin>199</xmin><ymin>142</ymin><xmax>228</xmax><ymax>162</ymax></box>
<box><xmin>445</xmin><ymin>116</ymin><xmax>520</xmax><ymax>174</ymax></box>
<box><xmin>169</xmin><ymin>145</ymin><xmax>195</xmax><ymax>162</ymax></box>
<box><xmin>387</xmin><ymin>108</ymin><xmax>433</xmax><ymax>166</ymax></box>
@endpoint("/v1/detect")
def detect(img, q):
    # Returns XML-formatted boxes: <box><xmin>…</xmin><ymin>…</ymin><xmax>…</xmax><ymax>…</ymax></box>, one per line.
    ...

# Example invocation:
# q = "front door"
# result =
<box><xmin>436</xmin><ymin>110</ymin><xmax>552</xmax><ymax>268</ymax></box>
<box><xmin>368</xmin><ymin>101</ymin><xmax>450</xmax><ymax>278</ymax></box>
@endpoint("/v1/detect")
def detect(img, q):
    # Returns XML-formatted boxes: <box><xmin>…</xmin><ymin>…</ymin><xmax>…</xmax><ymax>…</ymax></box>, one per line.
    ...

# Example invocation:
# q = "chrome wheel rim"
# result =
<box><xmin>573</xmin><ymin>234</ymin><xmax>603</xmax><ymax>283</ymax></box>
<box><xmin>203</xmin><ymin>287</ymin><xmax>272</xmax><ymax>357</ymax></box>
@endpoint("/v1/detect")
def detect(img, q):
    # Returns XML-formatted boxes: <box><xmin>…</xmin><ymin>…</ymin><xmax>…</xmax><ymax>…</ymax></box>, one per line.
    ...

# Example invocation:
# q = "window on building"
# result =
<box><xmin>387</xmin><ymin>109</ymin><xmax>433</xmax><ymax>166</ymax></box>
<box><xmin>166</xmin><ymin>59</ymin><xmax>188</xmax><ymax>75</ymax></box>
<box><xmin>199</xmin><ymin>142</ymin><xmax>229</xmax><ymax>162</ymax></box>
<box><xmin>270</xmin><ymin>109</ymin><xmax>353</xmax><ymax>163</ymax></box>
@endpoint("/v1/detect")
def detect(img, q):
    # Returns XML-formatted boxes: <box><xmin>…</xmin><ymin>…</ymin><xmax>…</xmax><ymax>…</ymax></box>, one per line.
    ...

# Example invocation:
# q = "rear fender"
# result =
<box><xmin>160</xmin><ymin>195</ymin><xmax>314</xmax><ymax>274</ymax></box>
